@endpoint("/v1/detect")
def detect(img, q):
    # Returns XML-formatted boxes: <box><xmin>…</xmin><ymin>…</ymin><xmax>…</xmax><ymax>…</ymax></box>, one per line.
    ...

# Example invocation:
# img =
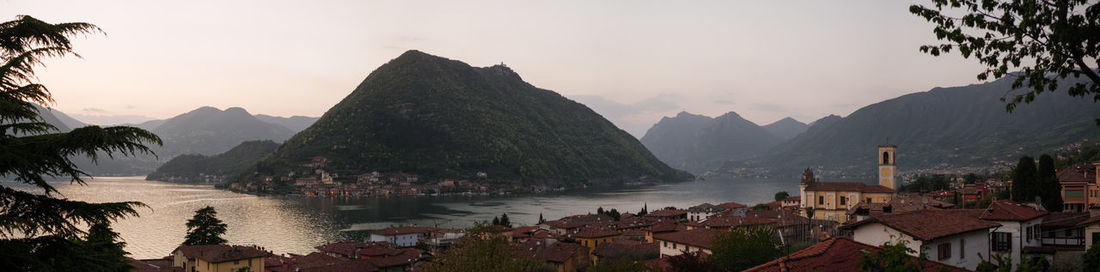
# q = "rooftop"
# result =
<box><xmin>979</xmin><ymin>200</ymin><xmax>1048</xmax><ymax>222</ymax></box>
<box><xmin>653</xmin><ymin>229</ymin><xmax>720</xmax><ymax>249</ymax></box>
<box><xmin>844</xmin><ymin>209</ymin><xmax>1000</xmax><ymax>241</ymax></box>
<box><xmin>174</xmin><ymin>245</ymin><xmax>270</xmax><ymax>263</ymax></box>
<box><xmin>804</xmin><ymin>182</ymin><xmax>895</xmax><ymax>193</ymax></box>
<box><xmin>744</xmin><ymin>237</ymin><xmax>967</xmax><ymax>272</ymax></box>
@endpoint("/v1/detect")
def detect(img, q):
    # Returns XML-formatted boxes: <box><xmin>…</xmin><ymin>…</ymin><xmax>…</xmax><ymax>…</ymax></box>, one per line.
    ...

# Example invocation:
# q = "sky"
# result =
<box><xmin>1</xmin><ymin>0</ymin><xmax>988</xmax><ymax>137</ymax></box>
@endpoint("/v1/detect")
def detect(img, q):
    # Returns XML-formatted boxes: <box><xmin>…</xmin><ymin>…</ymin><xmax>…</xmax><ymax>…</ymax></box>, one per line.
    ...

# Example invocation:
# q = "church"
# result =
<box><xmin>799</xmin><ymin>145</ymin><xmax>899</xmax><ymax>222</ymax></box>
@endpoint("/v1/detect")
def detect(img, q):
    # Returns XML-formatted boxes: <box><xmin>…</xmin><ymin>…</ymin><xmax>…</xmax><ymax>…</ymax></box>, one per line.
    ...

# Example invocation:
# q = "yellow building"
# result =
<box><xmin>574</xmin><ymin>229</ymin><xmax>621</xmax><ymax>258</ymax></box>
<box><xmin>172</xmin><ymin>245</ymin><xmax>269</xmax><ymax>272</ymax></box>
<box><xmin>799</xmin><ymin>145</ymin><xmax>898</xmax><ymax>222</ymax></box>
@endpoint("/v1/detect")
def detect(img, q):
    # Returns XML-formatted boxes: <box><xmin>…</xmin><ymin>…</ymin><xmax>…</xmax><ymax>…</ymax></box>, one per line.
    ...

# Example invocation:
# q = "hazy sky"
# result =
<box><xmin>2</xmin><ymin>0</ymin><xmax>987</xmax><ymax>136</ymax></box>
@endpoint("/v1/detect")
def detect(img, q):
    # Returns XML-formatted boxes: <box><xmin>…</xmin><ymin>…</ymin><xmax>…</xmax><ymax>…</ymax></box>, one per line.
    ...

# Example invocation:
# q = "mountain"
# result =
<box><xmin>640</xmin><ymin>111</ymin><xmax>782</xmax><ymax>174</ymax></box>
<box><xmin>151</xmin><ymin>106</ymin><xmax>296</xmax><ymax>157</ymax></box>
<box><xmin>237</xmin><ymin>50</ymin><xmax>690</xmax><ymax>187</ymax></box>
<box><xmin>30</xmin><ymin>105</ymin><xmax>72</xmax><ymax>132</ymax></box>
<box><xmin>762</xmin><ymin>117</ymin><xmax>808</xmax><ymax>141</ymax></box>
<box><xmin>49</xmin><ymin>108</ymin><xmax>87</xmax><ymax>129</ymax></box>
<box><xmin>718</xmin><ymin>76</ymin><xmax>1100</xmax><ymax>178</ymax></box>
<box><xmin>146</xmin><ymin>140</ymin><xmax>281</xmax><ymax>183</ymax></box>
<box><xmin>254</xmin><ymin>114</ymin><xmax>319</xmax><ymax>132</ymax></box>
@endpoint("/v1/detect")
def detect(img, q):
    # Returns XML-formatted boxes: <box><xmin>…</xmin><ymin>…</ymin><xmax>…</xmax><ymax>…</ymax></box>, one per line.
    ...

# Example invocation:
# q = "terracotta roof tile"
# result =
<box><xmin>653</xmin><ymin>229</ymin><xmax>720</xmax><ymax>249</ymax></box>
<box><xmin>1057</xmin><ymin>163</ymin><xmax>1095</xmax><ymax>183</ymax></box>
<box><xmin>1043</xmin><ymin>212</ymin><xmax>1090</xmax><ymax>227</ymax></box>
<box><xmin>980</xmin><ymin>201</ymin><xmax>1048</xmax><ymax>221</ymax></box>
<box><xmin>804</xmin><ymin>182</ymin><xmax>895</xmax><ymax>193</ymax></box>
<box><xmin>744</xmin><ymin>237</ymin><xmax>969</xmax><ymax>272</ymax></box>
<box><xmin>592</xmin><ymin>240</ymin><xmax>658</xmax><ymax>259</ymax></box>
<box><xmin>174</xmin><ymin>245</ymin><xmax>269</xmax><ymax>263</ymax></box>
<box><xmin>645</xmin><ymin>209</ymin><xmax>688</xmax><ymax>218</ymax></box>
<box><xmin>574</xmin><ymin>229</ymin><xmax>621</xmax><ymax>239</ymax></box>
<box><xmin>844</xmin><ymin>209</ymin><xmax>999</xmax><ymax>241</ymax></box>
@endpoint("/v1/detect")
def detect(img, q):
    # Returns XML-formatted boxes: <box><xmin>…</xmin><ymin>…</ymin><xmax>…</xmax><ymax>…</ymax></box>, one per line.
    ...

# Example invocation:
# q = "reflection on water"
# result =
<box><xmin>4</xmin><ymin>176</ymin><xmax>796</xmax><ymax>259</ymax></box>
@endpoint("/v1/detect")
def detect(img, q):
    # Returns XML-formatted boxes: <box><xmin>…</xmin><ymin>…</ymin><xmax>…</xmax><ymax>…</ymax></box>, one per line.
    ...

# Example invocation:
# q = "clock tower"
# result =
<box><xmin>878</xmin><ymin>144</ymin><xmax>897</xmax><ymax>190</ymax></box>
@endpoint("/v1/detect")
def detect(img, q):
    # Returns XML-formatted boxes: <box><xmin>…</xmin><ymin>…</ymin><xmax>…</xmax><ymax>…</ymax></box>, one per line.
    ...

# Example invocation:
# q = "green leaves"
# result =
<box><xmin>909</xmin><ymin>1</ymin><xmax>1100</xmax><ymax>117</ymax></box>
<box><xmin>182</xmin><ymin>206</ymin><xmax>228</xmax><ymax>246</ymax></box>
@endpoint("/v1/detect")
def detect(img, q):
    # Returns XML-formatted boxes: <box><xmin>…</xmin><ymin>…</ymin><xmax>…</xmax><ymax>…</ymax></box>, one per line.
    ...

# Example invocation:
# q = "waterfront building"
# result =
<box><xmin>368</xmin><ymin>226</ymin><xmax>436</xmax><ymax>247</ymax></box>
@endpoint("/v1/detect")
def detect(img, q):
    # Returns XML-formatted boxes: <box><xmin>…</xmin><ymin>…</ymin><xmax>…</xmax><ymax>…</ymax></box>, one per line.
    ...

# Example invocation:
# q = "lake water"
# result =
<box><xmin>6</xmin><ymin>176</ymin><xmax>796</xmax><ymax>259</ymax></box>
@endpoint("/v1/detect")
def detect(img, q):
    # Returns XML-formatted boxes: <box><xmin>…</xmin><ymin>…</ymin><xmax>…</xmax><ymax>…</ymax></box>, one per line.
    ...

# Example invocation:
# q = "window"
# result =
<box><xmin>938</xmin><ymin>243</ymin><xmax>952</xmax><ymax>260</ymax></box>
<box><xmin>818</xmin><ymin>196</ymin><xmax>824</xmax><ymax>205</ymax></box>
<box><xmin>663</xmin><ymin>241</ymin><xmax>667</xmax><ymax>247</ymax></box>
<box><xmin>1027</xmin><ymin>226</ymin><xmax>1033</xmax><ymax>242</ymax></box>
<box><xmin>992</xmin><ymin>232</ymin><xmax>1011</xmax><ymax>251</ymax></box>
<box><xmin>673</xmin><ymin>243</ymin><xmax>677</xmax><ymax>249</ymax></box>
<box><xmin>960</xmin><ymin>239</ymin><xmax>965</xmax><ymax>259</ymax></box>
<box><xmin>866</xmin><ymin>198</ymin><xmax>872</xmax><ymax>204</ymax></box>
<box><xmin>1093</xmin><ymin>232</ymin><xmax>1100</xmax><ymax>245</ymax></box>
<box><xmin>840</xmin><ymin>197</ymin><xmax>847</xmax><ymax>206</ymax></box>
<box><xmin>234</xmin><ymin>260</ymin><xmax>239</xmax><ymax>265</ymax></box>
<box><xmin>1067</xmin><ymin>229</ymin><xmax>1074</xmax><ymax>237</ymax></box>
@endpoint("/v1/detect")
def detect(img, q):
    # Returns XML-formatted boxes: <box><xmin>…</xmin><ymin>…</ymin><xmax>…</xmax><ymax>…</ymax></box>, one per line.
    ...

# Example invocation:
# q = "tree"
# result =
<box><xmin>183</xmin><ymin>206</ymin><xmax>228</xmax><ymax>246</ymax></box>
<box><xmin>492</xmin><ymin>216</ymin><xmax>500</xmax><ymax>226</ymax></box>
<box><xmin>588</xmin><ymin>257</ymin><xmax>655</xmax><ymax>272</ymax></box>
<box><xmin>1012</xmin><ymin>156</ymin><xmax>1039</xmax><ymax>202</ymax></box>
<box><xmin>498</xmin><ymin>213</ymin><xmax>510</xmax><ymax>227</ymax></box>
<box><xmin>605</xmin><ymin>209</ymin><xmax>621</xmax><ymax>221</ymax></box>
<box><xmin>666</xmin><ymin>251</ymin><xmax>719</xmax><ymax>272</ymax></box>
<box><xmin>1085</xmin><ymin>241</ymin><xmax>1100</xmax><ymax>271</ymax></box>
<box><xmin>597</xmin><ymin>207</ymin><xmax>605</xmax><ymax>215</ymax></box>
<box><xmin>856</xmin><ymin>239</ymin><xmax>921</xmax><ymax>272</ymax></box>
<box><xmin>751</xmin><ymin>203</ymin><xmax>771</xmax><ymax>211</ymax></box>
<box><xmin>420</xmin><ymin>221</ymin><xmax>549</xmax><ymax>272</ymax></box>
<box><xmin>909</xmin><ymin>1</ymin><xmax>1100</xmax><ymax>124</ymax></box>
<box><xmin>538</xmin><ymin>213</ymin><xmax>545</xmax><ymax>224</ymax></box>
<box><xmin>639</xmin><ymin>203</ymin><xmax>648</xmax><ymax>216</ymax></box>
<box><xmin>711</xmin><ymin>225</ymin><xmax>783</xmax><ymax>271</ymax></box>
<box><xmin>0</xmin><ymin>15</ymin><xmax>161</xmax><ymax>270</ymax></box>
<box><xmin>83</xmin><ymin>223</ymin><xmax>131</xmax><ymax>272</ymax></box>
<box><xmin>1038</xmin><ymin>154</ymin><xmax>1063</xmax><ymax>211</ymax></box>
<box><xmin>774</xmin><ymin>191</ymin><xmax>790</xmax><ymax>202</ymax></box>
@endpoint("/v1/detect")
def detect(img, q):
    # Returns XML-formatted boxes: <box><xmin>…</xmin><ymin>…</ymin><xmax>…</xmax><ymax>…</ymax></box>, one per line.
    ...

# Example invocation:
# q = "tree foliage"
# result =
<box><xmin>588</xmin><ymin>256</ymin><xmax>655</xmax><ymax>272</ymax></box>
<box><xmin>1038</xmin><ymin>154</ymin><xmax>1063</xmax><ymax>211</ymax></box>
<box><xmin>909</xmin><ymin>0</ymin><xmax>1100</xmax><ymax>123</ymax></box>
<box><xmin>1085</xmin><ymin>241</ymin><xmax>1100</xmax><ymax>271</ymax></box>
<box><xmin>774</xmin><ymin>191</ymin><xmax>790</xmax><ymax>202</ymax></box>
<box><xmin>420</xmin><ymin>221</ymin><xmax>549</xmax><ymax>272</ymax></box>
<box><xmin>856</xmin><ymin>239</ymin><xmax>921</xmax><ymax>272</ymax></box>
<box><xmin>1012</xmin><ymin>156</ymin><xmax>1039</xmax><ymax>202</ymax></box>
<box><xmin>711</xmin><ymin>225</ymin><xmax>783</xmax><ymax>272</ymax></box>
<box><xmin>665</xmin><ymin>251</ymin><xmax>720</xmax><ymax>272</ymax></box>
<box><xmin>0</xmin><ymin>14</ymin><xmax>160</xmax><ymax>271</ymax></box>
<box><xmin>182</xmin><ymin>206</ymin><xmax>228</xmax><ymax>246</ymax></box>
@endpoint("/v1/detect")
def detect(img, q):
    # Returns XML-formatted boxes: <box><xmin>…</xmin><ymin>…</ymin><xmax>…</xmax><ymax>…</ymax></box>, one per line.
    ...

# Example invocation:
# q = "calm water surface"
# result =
<box><xmin>7</xmin><ymin>176</ymin><xmax>796</xmax><ymax>259</ymax></box>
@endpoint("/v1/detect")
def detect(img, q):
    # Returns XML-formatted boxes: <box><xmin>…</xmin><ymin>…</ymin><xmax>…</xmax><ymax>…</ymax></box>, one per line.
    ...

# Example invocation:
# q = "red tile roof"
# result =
<box><xmin>653</xmin><ymin>229</ymin><xmax>720</xmax><ymax>250</ymax></box>
<box><xmin>844</xmin><ymin>209</ymin><xmax>1000</xmax><ymax>241</ymax></box>
<box><xmin>804</xmin><ymin>182</ymin><xmax>895</xmax><ymax>193</ymax></box>
<box><xmin>574</xmin><ymin>229</ymin><xmax>621</xmax><ymax>239</ymax></box>
<box><xmin>744</xmin><ymin>237</ymin><xmax>969</xmax><ymax>272</ymax></box>
<box><xmin>592</xmin><ymin>239</ymin><xmax>658</xmax><ymax>259</ymax></box>
<box><xmin>718</xmin><ymin>202</ymin><xmax>747</xmax><ymax>210</ymax></box>
<box><xmin>645</xmin><ymin>209</ymin><xmax>687</xmax><ymax>218</ymax></box>
<box><xmin>370</xmin><ymin>226</ymin><xmax>436</xmax><ymax>236</ymax></box>
<box><xmin>514</xmin><ymin>241</ymin><xmax>585</xmax><ymax>263</ymax></box>
<box><xmin>315</xmin><ymin>241</ymin><xmax>388</xmax><ymax>257</ymax></box>
<box><xmin>1057</xmin><ymin>163</ymin><xmax>1096</xmax><ymax>183</ymax></box>
<box><xmin>980</xmin><ymin>200</ymin><xmax>1048</xmax><ymax>221</ymax></box>
<box><xmin>128</xmin><ymin>258</ymin><xmax>182</xmax><ymax>272</ymax></box>
<box><xmin>174</xmin><ymin>245</ymin><xmax>269</xmax><ymax>263</ymax></box>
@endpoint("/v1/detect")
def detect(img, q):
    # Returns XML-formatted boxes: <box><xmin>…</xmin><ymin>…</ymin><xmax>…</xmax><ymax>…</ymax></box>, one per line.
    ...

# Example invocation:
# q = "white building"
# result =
<box><xmin>979</xmin><ymin>200</ymin><xmax>1047</xmax><ymax>270</ymax></box>
<box><xmin>687</xmin><ymin>203</ymin><xmax>724</xmax><ymax>222</ymax></box>
<box><xmin>652</xmin><ymin>229</ymin><xmax>718</xmax><ymax>257</ymax></box>
<box><xmin>368</xmin><ymin>226</ymin><xmax>436</xmax><ymax>247</ymax></box>
<box><xmin>846</xmin><ymin>209</ymin><xmax>1000</xmax><ymax>270</ymax></box>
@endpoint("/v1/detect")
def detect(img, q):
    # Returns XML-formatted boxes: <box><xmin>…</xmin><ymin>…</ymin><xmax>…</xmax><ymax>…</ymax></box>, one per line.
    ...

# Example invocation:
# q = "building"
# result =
<box><xmin>744</xmin><ymin>237</ymin><xmax>969</xmax><ymax>272</ymax></box>
<box><xmin>644</xmin><ymin>208</ymin><xmax>688</xmax><ymax>222</ymax></box>
<box><xmin>513</xmin><ymin>240</ymin><xmax>590</xmax><ymax>272</ymax></box>
<box><xmin>800</xmin><ymin>145</ymin><xmax>899</xmax><ymax>222</ymax></box>
<box><xmin>171</xmin><ymin>245</ymin><xmax>269</xmax><ymax>272</ymax></box>
<box><xmin>844</xmin><ymin>209</ymin><xmax>1000</xmax><ymax>270</ymax></box>
<box><xmin>686</xmin><ymin>203</ymin><xmax>723</xmax><ymax>222</ymax></box>
<box><xmin>978</xmin><ymin>200</ymin><xmax>1047</xmax><ymax>270</ymax></box>
<box><xmin>573</xmin><ymin>229</ymin><xmax>620</xmax><ymax>255</ymax></box>
<box><xmin>1058</xmin><ymin>162</ymin><xmax>1099</xmax><ymax>212</ymax></box>
<box><xmin>591</xmin><ymin>239</ymin><xmax>658</xmax><ymax>265</ymax></box>
<box><xmin>368</xmin><ymin>226</ymin><xmax>436</xmax><ymax>247</ymax></box>
<box><xmin>652</xmin><ymin>228</ymin><xmax>720</xmax><ymax>257</ymax></box>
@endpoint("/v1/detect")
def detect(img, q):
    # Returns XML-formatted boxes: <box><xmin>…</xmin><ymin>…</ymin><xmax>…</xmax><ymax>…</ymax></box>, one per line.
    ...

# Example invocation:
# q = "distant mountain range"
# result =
<box><xmin>31</xmin><ymin>106</ymin><xmax>318</xmax><ymax>176</ymax></box>
<box><xmin>639</xmin><ymin>112</ymin><xmax>805</xmax><ymax>174</ymax></box>
<box><xmin>712</xmin><ymin>76</ymin><xmax>1100</xmax><ymax>179</ymax></box>
<box><xmin>233</xmin><ymin>50</ymin><xmax>690</xmax><ymax>189</ymax></box>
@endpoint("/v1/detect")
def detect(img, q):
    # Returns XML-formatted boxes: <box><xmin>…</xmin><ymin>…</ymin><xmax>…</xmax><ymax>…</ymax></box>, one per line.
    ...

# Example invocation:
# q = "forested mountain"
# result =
<box><xmin>640</xmin><ymin>111</ymin><xmax>782</xmax><ymax>174</ymax></box>
<box><xmin>235</xmin><ymin>50</ymin><xmax>690</xmax><ymax>187</ymax></box>
<box><xmin>146</xmin><ymin>140</ymin><xmax>280</xmax><ymax>183</ymax></box>
<box><xmin>716</xmin><ymin>76</ymin><xmax>1100</xmax><ymax>178</ymax></box>
<box><xmin>151</xmin><ymin>106</ymin><xmax>295</xmax><ymax>157</ymax></box>
<box><xmin>762</xmin><ymin>117</ymin><xmax>808</xmax><ymax>141</ymax></box>
<box><xmin>254</xmin><ymin>115</ymin><xmax>319</xmax><ymax>132</ymax></box>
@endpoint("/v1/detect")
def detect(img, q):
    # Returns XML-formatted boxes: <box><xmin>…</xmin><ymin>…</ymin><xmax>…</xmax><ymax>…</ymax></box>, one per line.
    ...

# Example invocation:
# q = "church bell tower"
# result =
<box><xmin>878</xmin><ymin>144</ymin><xmax>897</xmax><ymax>190</ymax></box>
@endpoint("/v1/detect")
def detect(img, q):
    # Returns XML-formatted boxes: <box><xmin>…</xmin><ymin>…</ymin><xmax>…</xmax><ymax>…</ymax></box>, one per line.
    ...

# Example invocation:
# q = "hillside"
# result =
<box><xmin>146</xmin><ymin>140</ymin><xmax>281</xmax><ymax>183</ymax></box>
<box><xmin>717</xmin><ymin>76</ymin><xmax>1100</xmax><ymax>178</ymax></box>
<box><xmin>236</xmin><ymin>50</ymin><xmax>690</xmax><ymax>188</ymax></box>
<box><xmin>762</xmin><ymin>117</ymin><xmax>808</xmax><ymax>141</ymax></box>
<box><xmin>152</xmin><ymin>107</ymin><xmax>295</xmax><ymax>157</ymax></box>
<box><xmin>255</xmin><ymin>114</ymin><xmax>319</xmax><ymax>132</ymax></box>
<box><xmin>640</xmin><ymin>111</ymin><xmax>782</xmax><ymax>174</ymax></box>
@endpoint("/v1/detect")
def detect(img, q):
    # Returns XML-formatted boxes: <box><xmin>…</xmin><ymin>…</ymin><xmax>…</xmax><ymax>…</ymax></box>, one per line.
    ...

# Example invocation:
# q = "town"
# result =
<box><xmin>128</xmin><ymin>145</ymin><xmax>1100</xmax><ymax>271</ymax></box>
